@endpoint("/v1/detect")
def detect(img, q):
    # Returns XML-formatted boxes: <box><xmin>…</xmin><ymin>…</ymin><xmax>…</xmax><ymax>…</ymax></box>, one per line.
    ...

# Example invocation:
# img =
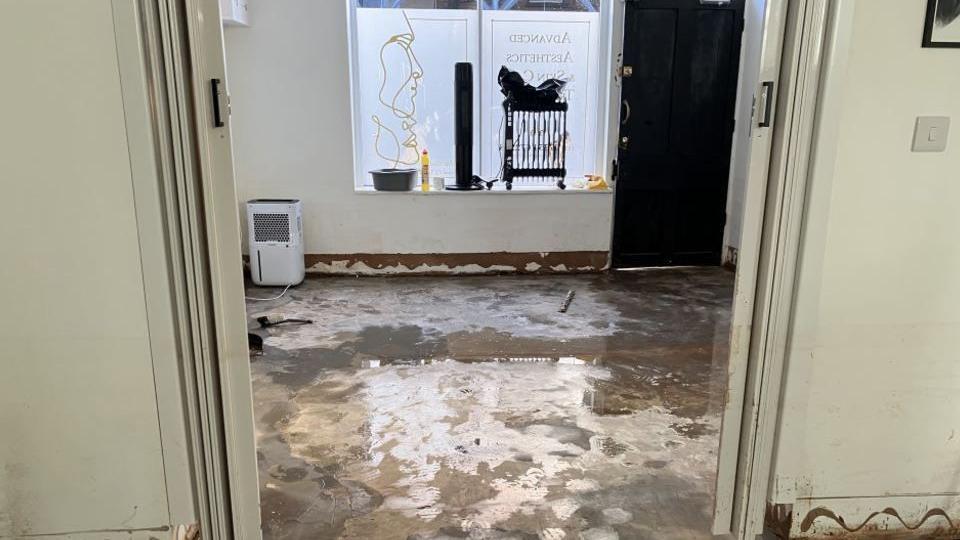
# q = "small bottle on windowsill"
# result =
<box><xmin>420</xmin><ymin>148</ymin><xmax>430</xmax><ymax>192</ymax></box>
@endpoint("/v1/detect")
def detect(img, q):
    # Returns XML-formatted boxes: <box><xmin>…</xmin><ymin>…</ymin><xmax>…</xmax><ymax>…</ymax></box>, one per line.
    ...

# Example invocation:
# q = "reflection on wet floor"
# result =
<box><xmin>247</xmin><ymin>268</ymin><xmax>733</xmax><ymax>540</ymax></box>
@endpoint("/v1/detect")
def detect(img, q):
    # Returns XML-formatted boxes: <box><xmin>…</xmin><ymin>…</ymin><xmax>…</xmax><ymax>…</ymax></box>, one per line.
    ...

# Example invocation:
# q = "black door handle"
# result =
<box><xmin>211</xmin><ymin>78</ymin><xmax>225</xmax><ymax>128</ymax></box>
<box><xmin>758</xmin><ymin>81</ymin><xmax>775</xmax><ymax>128</ymax></box>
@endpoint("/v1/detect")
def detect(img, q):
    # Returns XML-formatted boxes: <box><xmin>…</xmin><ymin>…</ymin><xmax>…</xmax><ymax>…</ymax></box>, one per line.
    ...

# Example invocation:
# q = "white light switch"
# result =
<box><xmin>912</xmin><ymin>116</ymin><xmax>950</xmax><ymax>152</ymax></box>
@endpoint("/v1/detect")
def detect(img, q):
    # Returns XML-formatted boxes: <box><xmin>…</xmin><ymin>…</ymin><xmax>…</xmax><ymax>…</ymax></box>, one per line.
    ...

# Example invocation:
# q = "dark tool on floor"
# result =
<box><xmin>256</xmin><ymin>315</ymin><xmax>313</xmax><ymax>328</ymax></box>
<box><xmin>248</xmin><ymin>333</ymin><xmax>263</xmax><ymax>356</ymax></box>
<box><xmin>499</xmin><ymin>66</ymin><xmax>569</xmax><ymax>191</ymax></box>
<box><xmin>559</xmin><ymin>290</ymin><xmax>576</xmax><ymax>313</ymax></box>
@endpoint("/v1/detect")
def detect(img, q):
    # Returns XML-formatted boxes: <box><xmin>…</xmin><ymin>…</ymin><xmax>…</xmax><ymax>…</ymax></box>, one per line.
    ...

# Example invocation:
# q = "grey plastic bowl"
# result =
<box><xmin>370</xmin><ymin>168</ymin><xmax>417</xmax><ymax>191</ymax></box>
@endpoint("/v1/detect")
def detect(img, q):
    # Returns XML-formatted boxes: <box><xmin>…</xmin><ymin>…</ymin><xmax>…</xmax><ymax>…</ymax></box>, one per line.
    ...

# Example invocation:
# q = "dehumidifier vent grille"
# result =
<box><xmin>253</xmin><ymin>213</ymin><xmax>290</xmax><ymax>243</ymax></box>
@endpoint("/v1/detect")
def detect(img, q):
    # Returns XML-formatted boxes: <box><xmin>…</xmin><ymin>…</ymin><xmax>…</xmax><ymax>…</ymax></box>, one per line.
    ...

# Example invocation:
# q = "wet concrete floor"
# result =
<box><xmin>246</xmin><ymin>268</ymin><xmax>734</xmax><ymax>540</ymax></box>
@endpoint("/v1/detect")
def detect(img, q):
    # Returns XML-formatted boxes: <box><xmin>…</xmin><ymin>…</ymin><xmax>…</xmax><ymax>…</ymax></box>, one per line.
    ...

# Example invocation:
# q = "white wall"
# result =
<box><xmin>723</xmin><ymin>0</ymin><xmax>767</xmax><ymax>261</ymax></box>
<box><xmin>0</xmin><ymin>2</ymin><xmax>191</xmax><ymax>537</ymax></box>
<box><xmin>771</xmin><ymin>1</ymin><xmax>960</xmax><ymax>535</ymax></box>
<box><xmin>223</xmin><ymin>0</ymin><xmax>613</xmax><ymax>257</ymax></box>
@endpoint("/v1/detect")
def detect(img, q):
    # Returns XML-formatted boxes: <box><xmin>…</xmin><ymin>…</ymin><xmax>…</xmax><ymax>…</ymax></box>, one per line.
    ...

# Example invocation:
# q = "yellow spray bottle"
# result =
<box><xmin>420</xmin><ymin>148</ymin><xmax>430</xmax><ymax>192</ymax></box>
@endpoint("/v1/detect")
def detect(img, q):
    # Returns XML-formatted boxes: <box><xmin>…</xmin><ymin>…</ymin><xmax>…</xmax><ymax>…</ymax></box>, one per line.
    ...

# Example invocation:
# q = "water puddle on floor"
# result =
<box><xmin>254</xmin><ymin>351</ymin><xmax>722</xmax><ymax>540</ymax></box>
<box><xmin>248</xmin><ymin>270</ymin><xmax>732</xmax><ymax>539</ymax></box>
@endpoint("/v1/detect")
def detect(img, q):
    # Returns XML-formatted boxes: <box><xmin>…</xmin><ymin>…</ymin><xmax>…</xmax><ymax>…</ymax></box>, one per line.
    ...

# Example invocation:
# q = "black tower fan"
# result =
<box><xmin>447</xmin><ymin>62</ymin><xmax>482</xmax><ymax>190</ymax></box>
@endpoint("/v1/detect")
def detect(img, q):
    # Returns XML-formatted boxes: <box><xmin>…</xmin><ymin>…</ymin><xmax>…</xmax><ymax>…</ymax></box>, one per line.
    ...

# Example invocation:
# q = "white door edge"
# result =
<box><xmin>712</xmin><ymin>0</ymin><xmax>792</xmax><ymax>533</ymax></box>
<box><xmin>181</xmin><ymin>0</ymin><xmax>262</xmax><ymax>537</ymax></box>
<box><xmin>720</xmin><ymin>0</ymin><xmax>848</xmax><ymax>537</ymax></box>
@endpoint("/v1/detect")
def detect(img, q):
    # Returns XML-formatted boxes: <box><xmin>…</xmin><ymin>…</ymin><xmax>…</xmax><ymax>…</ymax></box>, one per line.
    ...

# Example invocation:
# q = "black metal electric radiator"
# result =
<box><xmin>501</xmin><ymin>98</ymin><xmax>568</xmax><ymax>190</ymax></box>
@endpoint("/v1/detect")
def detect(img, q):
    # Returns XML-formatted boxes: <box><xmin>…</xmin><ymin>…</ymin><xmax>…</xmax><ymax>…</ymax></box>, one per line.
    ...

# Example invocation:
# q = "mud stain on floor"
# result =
<box><xmin>247</xmin><ymin>268</ymin><xmax>733</xmax><ymax>539</ymax></box>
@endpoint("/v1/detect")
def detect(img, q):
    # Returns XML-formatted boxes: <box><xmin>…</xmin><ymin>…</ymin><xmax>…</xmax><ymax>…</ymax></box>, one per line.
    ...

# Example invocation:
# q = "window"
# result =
<box><xmin>350</xmin><ymin>0</ymin><xmax>604</xmax><ymax>189</ymax></box>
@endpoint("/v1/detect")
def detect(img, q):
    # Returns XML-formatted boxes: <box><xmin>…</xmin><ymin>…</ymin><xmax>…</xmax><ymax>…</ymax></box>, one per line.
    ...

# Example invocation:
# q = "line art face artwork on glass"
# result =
<box><xmin>372</xmin><ymin>11</ymin><xmax>423</xmax><ymax>169</ymax></box>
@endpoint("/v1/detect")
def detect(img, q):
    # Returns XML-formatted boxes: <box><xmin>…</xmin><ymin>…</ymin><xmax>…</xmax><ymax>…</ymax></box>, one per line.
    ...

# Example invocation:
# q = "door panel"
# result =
<box><xmin>0</xmin><ymin>1</ymin><xmax>178</xmax><ymax>535</ymax></box>
<box><xmin>676</xmin><ymin>10</ymin><xmax>736</xmax><ymax>156</ymax></box>
<box><xmin>628</xmin><ymin>9</ymin><xmax>677</xmax><ymax>157</ymax></box>
<box><xmin>613</xmin><ymin>0</ymin><xmax>744</xmax><ymax>267</ymax></box>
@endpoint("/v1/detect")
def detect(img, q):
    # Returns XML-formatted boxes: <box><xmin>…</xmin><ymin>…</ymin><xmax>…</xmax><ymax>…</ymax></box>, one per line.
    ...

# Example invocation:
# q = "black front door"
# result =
<box><xmin>612</xmin><ymin>0</ymin><xmax>744</xmax><ymax>267</ymax></box>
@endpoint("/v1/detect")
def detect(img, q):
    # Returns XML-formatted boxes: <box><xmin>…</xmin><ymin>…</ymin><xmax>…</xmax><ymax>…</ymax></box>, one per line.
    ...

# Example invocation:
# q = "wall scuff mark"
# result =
<box><xmin>765</xmin><ymin>502</ymin><xmax>793</xmax><ymax>539</ymax></box>
<box><xmin>800</xmin><ymin>506</ymin><xmax>957</xmax><ymax>534</ymax></box>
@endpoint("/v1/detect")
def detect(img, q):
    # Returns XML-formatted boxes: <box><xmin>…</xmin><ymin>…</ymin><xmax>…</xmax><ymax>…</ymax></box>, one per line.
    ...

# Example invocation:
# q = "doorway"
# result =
<box><xmin>172</xmin><ymin>0</ymin><xmax>797</xmax><ymax>537</ymax></box>
<box><xmin>612</xmin><ymin>0</ymin><xmax>745</xmax><ymax>267</ymax></box>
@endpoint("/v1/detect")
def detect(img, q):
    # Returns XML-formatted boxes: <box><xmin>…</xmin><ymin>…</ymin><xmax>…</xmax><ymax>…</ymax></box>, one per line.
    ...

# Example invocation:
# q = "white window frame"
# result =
<box><xmin>345</xmin><ymin>0</ymin><xmax>618</xmax><ymax>192</ymax></box>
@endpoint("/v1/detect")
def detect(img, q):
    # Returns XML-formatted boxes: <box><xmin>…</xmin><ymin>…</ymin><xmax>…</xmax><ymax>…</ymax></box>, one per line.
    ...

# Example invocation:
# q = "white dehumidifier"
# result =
<box><xmin>246</xmin><ymin>199</ymin><xmax>305</xmax><ymax>286</ymax></box>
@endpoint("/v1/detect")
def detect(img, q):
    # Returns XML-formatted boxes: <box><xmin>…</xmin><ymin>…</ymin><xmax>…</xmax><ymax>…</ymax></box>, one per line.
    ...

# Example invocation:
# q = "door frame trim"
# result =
<box><xmin>180</xmin><ymin>0</ymin><xmax>263</xmax><ymax>537</ymax></box>
<box><xmin>169</xmin><ymin>0</ymin><xmax>841</xmax><ymax>538</ymax></box>
<box><xmin>136</xmin><ymin>0</ymin><xmax>262</xmax><ymax>537</ymax></box>
<box><xmin>604</xmin><ymin>0</ymin><xmax>626</xmax><ymax>272</ymax></box>
<box><xmin>112</xmin><ymin>0</ymin><xmax>200</xmax><ymax>527</ymax></box>
<box><xmin>726</xmin><ymin>0</ymin><xmax>842</xmax><ymax>537</ymax></box>
<box><xmin>711</xmin><ymin>0</ymin><xmax>792</xmax><ymax>533</ymax></box>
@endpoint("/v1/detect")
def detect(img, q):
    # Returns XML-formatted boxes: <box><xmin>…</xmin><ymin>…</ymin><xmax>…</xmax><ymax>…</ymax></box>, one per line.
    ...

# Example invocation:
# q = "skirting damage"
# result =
<box><xmin>770</xmin><ymin>503</ymin><xmax>960</xmax><ymax>538</ymax></box>
<box><xmin>303</xmin><ymin>251</ymin><xmax>610</xmax><ymax>276</ymax></box>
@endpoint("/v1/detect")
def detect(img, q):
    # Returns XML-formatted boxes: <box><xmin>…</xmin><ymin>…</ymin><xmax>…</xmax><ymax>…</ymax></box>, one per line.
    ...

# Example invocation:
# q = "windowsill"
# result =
<box><xmin>354</xmin><ymin>185</ymin><xmax>613</xmax><ymax>195</ymax></box>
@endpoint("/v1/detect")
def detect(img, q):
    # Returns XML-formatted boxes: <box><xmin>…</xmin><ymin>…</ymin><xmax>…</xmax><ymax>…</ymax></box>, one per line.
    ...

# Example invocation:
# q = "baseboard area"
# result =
<box><xmin>301</xmin><ymin>251</ymin><xmax>610</xmax><ymax>276</ymax></box>
<box><xmin>722</xmin><ymin>245</ymin><xmax>739</xmax><ymax>271</ymax></box>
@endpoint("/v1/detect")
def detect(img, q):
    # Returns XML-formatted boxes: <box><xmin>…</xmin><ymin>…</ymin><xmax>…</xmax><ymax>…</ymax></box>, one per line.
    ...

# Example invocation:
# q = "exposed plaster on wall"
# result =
<box><xmin>302</xmin><ymin>252</ymin><xmax>610</xmax><ymax>276</ymax></box>
<box><xmin>308</xmin><ymin>260</ymin><xmax>517</xmax><ymax>276</ymax></box>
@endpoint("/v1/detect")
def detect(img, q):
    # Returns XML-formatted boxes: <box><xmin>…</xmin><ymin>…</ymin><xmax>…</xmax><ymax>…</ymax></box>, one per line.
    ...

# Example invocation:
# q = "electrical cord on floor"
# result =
<box><xmin>245</xmin><ymin>284</ymin><xmax>291</xmax><ymax>302</ymax></box>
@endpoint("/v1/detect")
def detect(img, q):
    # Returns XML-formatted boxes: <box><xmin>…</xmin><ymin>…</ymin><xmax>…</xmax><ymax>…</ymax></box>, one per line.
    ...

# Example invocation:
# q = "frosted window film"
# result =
<box><xmin>355</xmin><ymin>8</ymin><xmax>480</xmax><ymax>183</ymax></box>
<box><xmin>481</xmin><ymin>10</ymin><xmax>600</xmax><ymax>182</ymax></box>
<box><xmin>353</xmin><ymin>6</ymin><xmax>600</xmax><ymax>187</ymax></box>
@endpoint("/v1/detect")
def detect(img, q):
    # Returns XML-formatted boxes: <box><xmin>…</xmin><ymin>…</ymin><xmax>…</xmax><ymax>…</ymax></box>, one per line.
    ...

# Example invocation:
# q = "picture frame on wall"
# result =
<box><xmin>923</xmin><ymin>0</ymin><xmax>960</xmax><ymax>48</ymax></box>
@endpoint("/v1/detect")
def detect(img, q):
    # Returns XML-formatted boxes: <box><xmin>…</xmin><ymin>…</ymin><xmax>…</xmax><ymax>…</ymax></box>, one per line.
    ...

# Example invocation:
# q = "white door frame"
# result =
<box><xmin>113</xmin><ymin>0</ymin><xmax>202</xmax><ymax>529</ymax></box>
<box><xmin>178</xmin><ymin>0</ymin><xmax>263</xmax><ymax>538</ymax></box>
<box><xmin>711</xmin><ymin>0</ymin><xmax>791</xmax><ymax>532</ymax></box>
<box><xmin>724</xmin><ymin>0</ymin><xmax>839</xmax><ymax>537</ymax></box>
<box><xmin>166</xmin><ymin>0</ymin><xmax>839</xmax><ymax>537</ymax></box>
<box><xmin>134</xmin><ymin>0</ymin><xmax>262</xmax><ymax>538</ymax></box>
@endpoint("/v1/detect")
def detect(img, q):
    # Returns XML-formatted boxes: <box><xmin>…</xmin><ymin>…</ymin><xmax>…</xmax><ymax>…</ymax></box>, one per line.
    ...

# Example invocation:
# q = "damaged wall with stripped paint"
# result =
<box><xmin>223</xmin><ymin>0</ymin><xmax>614</xmax><ymax>272</ymax></box>
<box><xmin>768</xmin><ymin>0</ymin><xmax>960</xmax><ymax>537</ymax></box>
